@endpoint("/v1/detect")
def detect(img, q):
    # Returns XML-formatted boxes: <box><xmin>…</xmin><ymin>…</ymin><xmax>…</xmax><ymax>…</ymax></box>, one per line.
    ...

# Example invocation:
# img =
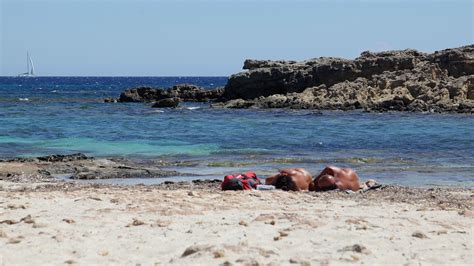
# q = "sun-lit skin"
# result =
<box><xmin>265</xmin><ymin>168</ymin><xmax>314</xmax><ymax>191</ymax></box>
<box><xmin>313</xmin><ymin>166</ymin><xmax>361</xmax><ymax>192</ymax></box>
<box><xmin>266</xmin><ymin>166</ymin><xmax>361</xmax><ymax>192</ymax></box>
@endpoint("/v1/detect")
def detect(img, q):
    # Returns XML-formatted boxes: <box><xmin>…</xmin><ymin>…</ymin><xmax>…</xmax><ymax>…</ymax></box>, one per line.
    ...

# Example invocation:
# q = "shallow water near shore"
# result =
<box><xmin>1</xmin><ymin>77</ymin><xmax>473</xmax><ymax>187</ymax></box>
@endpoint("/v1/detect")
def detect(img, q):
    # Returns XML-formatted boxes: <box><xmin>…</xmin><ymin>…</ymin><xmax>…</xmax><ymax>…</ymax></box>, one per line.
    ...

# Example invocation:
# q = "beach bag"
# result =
<box><xmin>221</xmin><ymin>172</ymin><xmax>261</xmax><ymax>191</ymax></box>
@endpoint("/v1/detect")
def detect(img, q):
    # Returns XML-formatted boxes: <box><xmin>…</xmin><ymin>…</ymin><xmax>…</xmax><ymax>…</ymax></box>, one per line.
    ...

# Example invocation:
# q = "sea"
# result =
<box><xmin>0</xmin><ymin>76</ymin><xmax>473</xmax><ymax>187</ymax></box>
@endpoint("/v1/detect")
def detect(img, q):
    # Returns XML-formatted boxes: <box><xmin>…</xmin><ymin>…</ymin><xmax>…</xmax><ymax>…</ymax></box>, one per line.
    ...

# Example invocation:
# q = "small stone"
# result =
<box><xmin>289</xmin><ymin>258</ymin><xmax>310</xmax><ymax>265</ymax></box>
<box><xmin>64</xmin><ymin>259</ymin><xmax>76</xmax><ymax>264</ymax></box>
<box><xmin>181</xmin><ymin>245</ymin><xmax>212</xmax><ymax>257</ymax></box>
<box><xmin>340</xmin><ymin>244</ymin><xmax>370</xmax><ymax>254</ymax></box>
<box><xmin>213</xmin><ymin>250</ymin><xmax>225</xmax><ymax>258</ymax></box>
<box><xmin>220</xmin><ymin>261</ymin><xmax>232</xmax><ymax>266</ymax></box>
<box><xmin>412</xmin><ymin>231</ymin><xmax>428</xmax><ymax>239</ymax></box>
<box><xmin>0</xmin><ymin>230</ymin><xmax>7</xmax><ymax>238</ymax></box>
<box><xmin>63</xmin><ymin>218</ymin><xmax>76</xmax><ymax>224</ymax></box>
<box><xmin>153</xmin><ymin>220</ymin><xmax>171</xmax><ymax>227</ymax></box>
<box><xmin>127</xmin><ymin>219</ymin><xmax>145</xmax><ymax>227</ymax></box>
<box><xmin>88</xmin><ymin>197</ymin><xmax>102</xmax><ymax>201</ymax></box>
<box><xmin>273</xmin><ymin>236</ymin><xmax>281</xmax><ymax>241</ymax></box>
<box><xmin>7</xmin><ymin>238</ymin><xmax>21</xmax><ymax>244</ymax></box>
<box><xmin>0</xmin><ymin>219</ymin><xmax>19</xmax><ymax>225</ymax></box>
<box><xmin>238</xmin><ymin>220</ymin><xmax>248</xmax><ymax>226</ymax></box>
<box><xmin>99</xmin><ymin>250</ymin><xmax>109</xmax><ymax>256</ymax></box>
<box><xmin>279</xmin><ymin>231</ymin><xmax>289</xmax><ymax>237</ymax></box>
<box><xmin>7</xmin><ymin>204</ymin><xmax>26</xmax><ymax>209</ymax></box>
<box><xmin>20</xmin><ymin>215</ymin><xmax>35</xmax><ymax>224</ymax></box>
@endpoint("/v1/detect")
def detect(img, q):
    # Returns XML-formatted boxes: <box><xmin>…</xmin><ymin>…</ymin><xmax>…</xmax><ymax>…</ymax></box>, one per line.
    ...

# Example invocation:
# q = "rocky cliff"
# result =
<box><xmin>215</xmin><ymin>45</ymin><xmax>474</xmax><ymax>113</ymax></box>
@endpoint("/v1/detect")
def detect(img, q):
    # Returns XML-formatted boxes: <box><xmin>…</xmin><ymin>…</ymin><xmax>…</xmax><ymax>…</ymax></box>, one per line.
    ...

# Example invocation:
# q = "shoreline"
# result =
<box><xmin>1</xmin><ymin>153</ymin><xmax>473</xmax><ymax>188</ymax></box>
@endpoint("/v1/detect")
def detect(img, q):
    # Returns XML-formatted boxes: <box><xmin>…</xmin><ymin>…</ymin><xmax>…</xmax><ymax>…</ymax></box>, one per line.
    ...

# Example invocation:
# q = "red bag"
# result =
<box><xmin>221</xmin><ymin>172</ymin><xmax>260</xmax><ymax>190</ymax></box>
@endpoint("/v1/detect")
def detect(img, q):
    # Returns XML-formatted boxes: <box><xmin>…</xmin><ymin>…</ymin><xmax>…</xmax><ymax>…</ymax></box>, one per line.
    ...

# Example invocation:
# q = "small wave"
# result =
<box><xmin>186</xmin><ymin>107</ymin><xmax>200</xmax><ymax>110</ymax></box>
<box><xmin>18</xmin><ymin>98</ymin><xmax>29</xmax><ymax>101</ymax></box>
<box><xmin>51</xmin><ymin>90</ymin><xmax>58</xmax><ymax>93</ymax></box>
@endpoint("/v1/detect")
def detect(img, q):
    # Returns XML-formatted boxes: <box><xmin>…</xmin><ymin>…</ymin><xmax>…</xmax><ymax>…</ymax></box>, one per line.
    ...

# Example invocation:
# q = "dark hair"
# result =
<box><xmin>274</xmin><ymin>174</ymin><xmax>297</xmax><ymax>191</ymax></box>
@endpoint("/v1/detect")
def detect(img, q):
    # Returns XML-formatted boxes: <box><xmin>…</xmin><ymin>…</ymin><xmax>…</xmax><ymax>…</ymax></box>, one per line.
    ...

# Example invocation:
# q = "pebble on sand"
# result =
<box><xmin>412</xmin><ymin>231</ymin><xmax>429</xmax><ymax>239</ymax></box>
<box><xmin>20</xmin><ymin>215</ymin><xmax>35</xmax><ymax>224</ymax></box>
<box><xmin>7</xmin><ymin>238</ymin><xmax>21</xmax><ymax>244</ymax></box>
<box><xmin>0</xmin><ymin>219</ymin><xmax>19</xmax><ymax>225</ymax></box>
<box><xmin>181</xmin><ymin>244</ymin><xmax>213</xmax><ymax>257</ymax></box>
<box><xmin>238</xmin><ymin>220</ymin><xmax>248</xmax><ymax>226</ymax></box>
<box><xmin>213</xmin><ymin>250</ymin><xmax>225</xmax><ymax>258</ymax></box>
<box><xmin>63</xmin><ymin>218</ymin><xmax>76</xmax><ymax>224</ymax></box>
<box><xmin>126</xmin><ymin>218</ymin><xmax>146</xmax><ymax>227</ymax></box>
<box><xmin>340</xmin><ymin>244</ymin><xmax>370</xmax><ymax>254</ymax></box>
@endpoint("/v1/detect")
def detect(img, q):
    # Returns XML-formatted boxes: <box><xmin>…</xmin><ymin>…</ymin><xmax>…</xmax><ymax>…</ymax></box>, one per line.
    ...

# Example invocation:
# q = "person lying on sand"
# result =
<box><xmin>265</xmin><ymin>168</ymin><xmax>315</xmax><ymax>191</ymax></box>
<box><xmin>265</xmin><ymin>166</ymin><xmax>362</xmax><ymax>192</ymax></box>
<box><xmin>313</xmin><ymin>165</ymin><xmax>361</xmax><ymax>192</ymax></box>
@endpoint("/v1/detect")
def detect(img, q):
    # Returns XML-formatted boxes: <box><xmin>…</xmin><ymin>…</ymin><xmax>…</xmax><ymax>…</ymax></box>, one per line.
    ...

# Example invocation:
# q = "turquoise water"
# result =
<box><xmin>0</xmin><ymin>77</ymin><xmax>473</xmax><ymax>187</ymax></box>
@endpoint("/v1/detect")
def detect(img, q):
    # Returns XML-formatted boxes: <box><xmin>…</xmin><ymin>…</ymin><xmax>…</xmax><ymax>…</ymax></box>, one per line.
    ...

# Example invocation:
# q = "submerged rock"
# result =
<box><xmin>152</xmin><ymin>97</ymin><xmax>180</xmax><ymax>108</ymax></box>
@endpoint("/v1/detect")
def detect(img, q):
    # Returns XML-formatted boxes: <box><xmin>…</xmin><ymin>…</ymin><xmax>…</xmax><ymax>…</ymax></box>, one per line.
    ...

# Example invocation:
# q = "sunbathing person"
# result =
<box><xmin>313</xmin><ymin>166</ymin><xmax>361</xmax><ymax>192</ymax></box>
<box><xmin>265</xmin><ymin>168</ymin><xmax>315</xmax><ymax>191</ymax></box>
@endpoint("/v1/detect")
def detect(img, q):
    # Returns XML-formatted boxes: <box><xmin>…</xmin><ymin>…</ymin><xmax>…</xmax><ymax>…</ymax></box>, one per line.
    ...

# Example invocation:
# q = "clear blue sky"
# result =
<box><xmin>1</xmin><ymin>0</ymin><xmax>473</xmax><ymax>76</ymax></box>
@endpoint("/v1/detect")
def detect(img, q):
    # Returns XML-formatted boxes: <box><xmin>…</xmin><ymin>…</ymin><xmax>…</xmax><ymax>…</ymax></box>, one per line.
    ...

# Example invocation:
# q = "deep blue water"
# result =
<box><xmin>0</xmin><ymin>77</ymin><xmax>473</xmax><ymax>187</ymax></box>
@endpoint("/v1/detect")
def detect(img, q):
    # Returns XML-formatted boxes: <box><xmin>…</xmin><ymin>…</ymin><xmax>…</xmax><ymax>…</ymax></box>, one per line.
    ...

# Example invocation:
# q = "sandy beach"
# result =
<box><xmin>1</xmin><ymin>180</ymin><xmax>472</xmax><ymax>265</ymax></box>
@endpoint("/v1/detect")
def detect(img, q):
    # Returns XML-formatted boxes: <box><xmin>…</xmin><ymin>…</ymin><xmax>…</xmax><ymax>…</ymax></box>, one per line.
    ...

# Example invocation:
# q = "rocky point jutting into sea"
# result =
<box><xmin>112</xmin><ymin>45</ymin><xmax>474</xmax><ymax>113</ymax></box>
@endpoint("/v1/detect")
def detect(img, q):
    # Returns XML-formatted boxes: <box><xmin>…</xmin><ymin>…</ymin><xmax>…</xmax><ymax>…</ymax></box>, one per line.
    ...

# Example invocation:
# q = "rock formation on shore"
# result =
<box><xmin>215</xmin><ymin>45</ymin><xmax>474</xmax><ymax>113</ymax></box>
<box><xmin>113</xmin><ymin>84</ymin><xmax>224</xmax><ymax>107</ymax></box>
<box><xmin>0</xmin><ymin>153</ymin><xmax>181</xmax><ymax>181</ymax></box>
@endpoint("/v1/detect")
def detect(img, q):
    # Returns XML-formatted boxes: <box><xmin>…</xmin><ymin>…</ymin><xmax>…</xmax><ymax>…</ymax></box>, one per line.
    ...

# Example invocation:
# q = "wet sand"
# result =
<box><xmin>1</xmin><ymin>180</ymin><xmax>472</xmax><ymax>265</ymax></box>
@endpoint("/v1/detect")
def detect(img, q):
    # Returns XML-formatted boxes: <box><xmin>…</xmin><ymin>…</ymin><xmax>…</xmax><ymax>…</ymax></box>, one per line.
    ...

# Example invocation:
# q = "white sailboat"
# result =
<box><xmin>18</xmin><ymin>52</ymin><xmax>36</xmax><ymax>77</ymax></box>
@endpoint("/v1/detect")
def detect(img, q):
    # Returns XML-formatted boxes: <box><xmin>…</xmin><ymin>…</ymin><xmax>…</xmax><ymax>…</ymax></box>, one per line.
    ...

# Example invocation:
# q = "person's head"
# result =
<box><xmin>274</xmin><ymin>172</ymin><xmax>298</xmax><ymax>191</ymax></box>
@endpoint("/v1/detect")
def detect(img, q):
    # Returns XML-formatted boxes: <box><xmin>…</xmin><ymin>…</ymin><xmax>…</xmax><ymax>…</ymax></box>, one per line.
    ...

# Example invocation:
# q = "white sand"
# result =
<box><xmin>0</xmin><ymin>182</ymin><xmax>472</xmax><ymax>265</ymax></box>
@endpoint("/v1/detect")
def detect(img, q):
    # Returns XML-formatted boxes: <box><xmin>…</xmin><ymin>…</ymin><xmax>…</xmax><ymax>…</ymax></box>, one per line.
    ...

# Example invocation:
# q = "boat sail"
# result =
<box><xmin>18</xmin><ymin>52</ymin><xmax>35</xmax><ymax>77</ymax></box>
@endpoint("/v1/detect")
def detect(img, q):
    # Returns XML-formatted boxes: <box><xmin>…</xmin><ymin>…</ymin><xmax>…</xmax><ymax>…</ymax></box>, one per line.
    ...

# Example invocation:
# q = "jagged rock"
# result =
<box><xmin>117</xmin><ymin>84</ymin><xmax>224</xmax><ymax>103</ymax></box>
<box><xmin>429</xmin><ymin>45</ymin><xmax>474</xmax><ymax>77</ymax></box>
<box><xmin>218</xmin><ymin>45</ymin><xmax>474</xmax><ymax>113</ymax></box>
<box><xmin>152</xmin><ymin>98</ymin><xmax>180</xmax><ymax>108</ymax></box>
<box><xmin>119</xmin><ymin>86</ymin><xmax>164</xmax><ymax>102</ymax></box>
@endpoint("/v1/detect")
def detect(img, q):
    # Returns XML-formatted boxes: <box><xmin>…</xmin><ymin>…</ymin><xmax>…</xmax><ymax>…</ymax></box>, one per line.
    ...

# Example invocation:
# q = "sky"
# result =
<box><xmin>0</xmin><ymin>0</ymin><xmax>473</xmax><ymax>76</ymax></box>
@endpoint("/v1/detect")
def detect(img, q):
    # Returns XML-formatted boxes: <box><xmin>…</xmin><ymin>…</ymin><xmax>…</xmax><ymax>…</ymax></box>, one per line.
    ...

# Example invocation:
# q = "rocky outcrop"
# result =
<box><xmin>115</xmin><ymin>84</ymin><xmax>224</xmax><ymax>104</ymax></box>
<box><xmin>217</xmin><ymin>45</ymin><xmax>474</xmax><ymax>113</ymax></box>
<box><xmin>0</xmin><ymin>153</ymin><xmax>182</xmax><ymax>181</ymax></box>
